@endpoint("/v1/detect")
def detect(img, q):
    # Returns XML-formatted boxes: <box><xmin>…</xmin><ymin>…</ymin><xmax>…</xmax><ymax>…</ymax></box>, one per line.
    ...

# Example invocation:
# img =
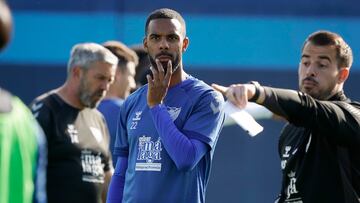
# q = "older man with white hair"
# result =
<box><xmin>31</xmin><ymin>42</ymin><xmax>118</xmax><ymax>203</ymax></box>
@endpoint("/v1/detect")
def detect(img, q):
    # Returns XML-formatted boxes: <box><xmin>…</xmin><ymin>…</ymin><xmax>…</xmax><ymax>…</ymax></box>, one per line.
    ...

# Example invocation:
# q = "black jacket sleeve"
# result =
<box><xmin>261</xmin><ymin>86</ymin><xmax>360</xmax><ymax>147</ymax></box>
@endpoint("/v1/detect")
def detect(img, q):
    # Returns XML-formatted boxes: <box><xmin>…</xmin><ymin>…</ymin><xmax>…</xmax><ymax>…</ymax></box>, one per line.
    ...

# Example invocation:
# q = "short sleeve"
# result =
<box><xmin>31</xmin><ymin>98</ymin><xmax>53</xmax><ymax>142</ymax></box>
<box><xmin>113</xmin><ymin>100</ymin><xmax>129</xmax><ymax>157</ymax></box>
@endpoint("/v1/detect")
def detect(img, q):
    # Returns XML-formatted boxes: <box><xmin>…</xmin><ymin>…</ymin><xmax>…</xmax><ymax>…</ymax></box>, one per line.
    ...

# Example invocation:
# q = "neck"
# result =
<box><xmin>106</xmin><ymin>87</ymin><xmax>125</xmax><ymax>100</ymax></box>
<box><xmin>325</xmin><ymin>84</ymin><xmax>344</xmax><ymax>100</ymax></box>
<box><xmin>169</xmin><ymin>64</ymin><xmax>188</xmax><ymax>87</ymax></box>
<box><xmin>56</xmin><ymin>82</ymin><xmax>84</xmax><ymax>109</ymax></box>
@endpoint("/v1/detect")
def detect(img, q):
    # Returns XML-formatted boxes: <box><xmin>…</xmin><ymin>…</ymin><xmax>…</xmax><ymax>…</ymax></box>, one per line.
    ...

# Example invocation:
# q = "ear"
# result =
<box><xmin>115</xmin><ymin>67</ymin><xmax>123</xmax><ymax>79</ymax></box>
<box><xmin>143</xmin><ymin>37</ymin><xmax>148</xmax><ymax>50</ymax></box>
<box><xmin>72</xmin><ymin>66</ymin><xmax>82</xmax><ymax>79</ymax></box>
<box><xmin>338</xmin><ymin>67</ymin><xmax>349</xmax><ymax>83</ymax></box>
<box><xmin>182</xmin><ymin>37</ymin><xmax>189</xmax><ymax>52</ymax></box>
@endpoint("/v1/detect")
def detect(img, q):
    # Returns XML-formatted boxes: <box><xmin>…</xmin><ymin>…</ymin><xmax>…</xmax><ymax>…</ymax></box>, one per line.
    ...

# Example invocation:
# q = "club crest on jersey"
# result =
<box><xmin>166</xmin><ymin>106</ymin><xmax>181</xmax><ymax>121</ymax></box>
<box><xmin>210</xmin><ymin>92</ymin><xmax>223</xmax><ymax>114</ymax></box>
<box><xmin>67</xmin><ymin>124</ymin><xmax>79</xmax><ymax>143</ymax></box>
<box><xmin>90</xmin><ymin>127</ymin><xmax>103</xmax><ymax>143</ymax></box>
<box><xmin>136</xmin><ymin>136</ymin><xmax>162</xmax><ymax>171</ymax></box>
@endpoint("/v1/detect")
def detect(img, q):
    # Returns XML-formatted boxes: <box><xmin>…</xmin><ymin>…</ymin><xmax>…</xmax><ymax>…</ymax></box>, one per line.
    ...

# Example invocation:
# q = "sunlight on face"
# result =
<box><xmin>79</xmin><ymin>61</ymin><xmax>116</xmax><ymax>108</ymax></box>
<box><xmin>298</xmin><ymin>42</ymin><xmax>340</xmax><ymax>100</ymax></box>
<box><xmin>145</xmin><ymin>18</ymin><xmax>187</xmax><ymax>74</ymax></box>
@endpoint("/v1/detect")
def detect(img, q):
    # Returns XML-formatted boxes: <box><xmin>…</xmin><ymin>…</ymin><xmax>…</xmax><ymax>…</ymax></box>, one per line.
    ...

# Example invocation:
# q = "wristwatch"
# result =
<box><xmin>248</xmin><ymin>81</ymin><xmax>261</xmax><ymax>102</ymax></box>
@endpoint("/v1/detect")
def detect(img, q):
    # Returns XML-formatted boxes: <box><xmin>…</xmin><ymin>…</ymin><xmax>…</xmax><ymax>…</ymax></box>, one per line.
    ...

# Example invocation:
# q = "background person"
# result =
<box><xmin>0</xmin><ymin>1</ymin><xmax>47</xmax><ymax>203</ymax></box>
<box><xmin>98</xmin><ymin>40</ymin><xmax>138</xmax><ymax>167</ymax></box>
<box><xmin>31</xmin><ymin>42</ymin><xmax>118</xmax><ymax>203</ymax></box>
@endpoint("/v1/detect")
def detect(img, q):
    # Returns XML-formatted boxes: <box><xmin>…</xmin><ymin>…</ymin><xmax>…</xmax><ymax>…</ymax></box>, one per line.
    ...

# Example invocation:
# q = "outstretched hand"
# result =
<box><xmin>212</xmin><ymin>83</ymin><xmax>255</xmax><ymax>109</ymax></box>
<box><xmin>147</xmin><ymin>59</ymin><xmax>173</xmax><ymax>107</ymax></box>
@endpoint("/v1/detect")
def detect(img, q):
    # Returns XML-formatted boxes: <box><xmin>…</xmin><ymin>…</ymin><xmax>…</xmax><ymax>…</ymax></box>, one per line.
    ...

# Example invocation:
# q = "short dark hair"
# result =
<box><xmin>103</xmin><ymin>41</ymin><xmax>139</xmax><ymax>72</ymax></box>
<box><xmin>303</xmin><ymin>30</ymin><xmax>353</xmax><ymax>69</ymax></box>
<box><xmin>130</xmin><ymin>44</ymin><xmax>151</xmax><ymax>86</ymax></box>
<box><xmin>145</xmin><ymin>8</ymin><xmax>186</xmax><ymax>37</ymax></box>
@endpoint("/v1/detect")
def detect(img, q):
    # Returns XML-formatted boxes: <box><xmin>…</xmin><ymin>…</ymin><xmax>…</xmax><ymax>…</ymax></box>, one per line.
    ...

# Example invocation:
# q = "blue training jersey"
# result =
<box><xmin>114</xmin><ymin>76</ymin><xmax>225</xmax><ymax>203</ymax></box>
<box><xmin>98</xmin><ymin>98</ymin><xmax>124</xmax><ymax>167</ymax></box>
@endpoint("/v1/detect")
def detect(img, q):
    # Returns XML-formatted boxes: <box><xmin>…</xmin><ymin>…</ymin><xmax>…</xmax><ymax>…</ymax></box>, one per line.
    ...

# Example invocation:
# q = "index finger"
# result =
<box><xmin>211</xmin><ymin>83</ymin><xmax>228</xmax><ymax>95</ymax></box>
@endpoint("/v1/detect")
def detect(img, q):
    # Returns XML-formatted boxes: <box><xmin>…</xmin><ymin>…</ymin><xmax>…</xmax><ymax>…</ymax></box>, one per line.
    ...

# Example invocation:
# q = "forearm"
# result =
<box><xmin>150</xmin><ymin>104</ymin><xmax>208</xmax><ymax>171</ymax></box>
<box><xmin>258</xmin><ymin>86</ymin><xmax>347</xmax><ymax>128</ymax></box>
<box><xmin>106</xmin><ymin>157</ymin><xmax>128</xmax><ymax>203</ymax></box>
<box><xmin>102</xmin><ymin>170</ymin><xmax>113</xmax><ymax>203</ymax></box>
<box><xmin>259</xmin><ymin>87</ymin><xmax>303</xmax><ymax>121</ymax></box>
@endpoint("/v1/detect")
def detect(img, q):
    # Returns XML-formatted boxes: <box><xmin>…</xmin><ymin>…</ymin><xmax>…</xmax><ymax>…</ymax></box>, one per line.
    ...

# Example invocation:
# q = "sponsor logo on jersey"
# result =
<box><xmin>283</xmin><ymin>146</ymin><xmax>291</xmax><ymax>158</ymax></box>
<box><xmin>133</xmin><ymin>111</ymin><xmax>142</xmax><ymax>121</ymax></box>
<box><xmin>281</xmin><ymin>160</ymin><xmax>287</xmax><ymax>170</ymax></box>
<box><xmin>31</xmin><ymin>102</ymin><xmax>43</xmax><ymax>118</ymax></box>
<box><xmin>285</xmin><ymin>171</ymin><xmax>303</xmax><ymax>202</ymax></box>
<box><xmin>31</xmin><ymin>102</ymin><xmax>43</xmax><ymax>112</ymax></box>
<box><xmin>136</xmin><ymin>136</ymin><xmax>162</xmax><ymax>171</ymax></box>
<box><xmin>281</xmin><ymin>146</ymin><xmax>296</xmax><ymax>169</ymax></box>
<box><xmin>81</xmin><ymin>149</ymin><xmax>105</xmax><ymax>183</ymax></box>
<box><xmin>284</xmin><ymin>198</ymin><xmax>303</xmax><ymax>203</ymax></box>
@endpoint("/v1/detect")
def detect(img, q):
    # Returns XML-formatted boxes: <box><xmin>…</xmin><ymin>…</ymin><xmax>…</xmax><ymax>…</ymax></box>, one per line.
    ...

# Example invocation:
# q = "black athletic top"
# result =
<box><xmin>31</xmin><ymin>93</ymin><xmax>112</xmax><ymax>203</ymax></box>
<box><xmin>261</xmin><ymin>87</ymin><xmax>360</xmax><ymax>203</ymax></box>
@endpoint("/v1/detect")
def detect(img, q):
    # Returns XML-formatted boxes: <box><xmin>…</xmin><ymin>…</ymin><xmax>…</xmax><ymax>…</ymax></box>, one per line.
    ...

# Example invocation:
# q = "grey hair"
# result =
<box><xmin>67</xmin><ymin>42</ymin><xmax>118</xmax><ymax>74</ymax></box>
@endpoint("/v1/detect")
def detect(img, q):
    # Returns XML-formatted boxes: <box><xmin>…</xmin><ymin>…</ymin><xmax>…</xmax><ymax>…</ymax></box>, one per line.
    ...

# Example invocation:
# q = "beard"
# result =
<box><xmin>78</xmin><ymin>77</ymin><xmax>104</xmax><ymax>108</ymax></box>
<box><xmin>148</xmin><ymin>52</ymin><xmax>181</xmax><ymax>74</ymax></box>
<box><xmin>301</xmin><ymin>86</ymin><xmax>335</xmax><ymax>100</ymax></box>
<box><xmin>299</xmin><ymin>77</ymin><xmax>337</xmax><ymax>100</ymax></box>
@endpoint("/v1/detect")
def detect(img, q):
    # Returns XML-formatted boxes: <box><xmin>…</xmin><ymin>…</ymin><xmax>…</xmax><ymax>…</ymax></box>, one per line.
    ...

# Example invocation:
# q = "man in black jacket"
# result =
<box><xmin>213</xmin><ymin>30</ymin><xmax>360</xmax><ymax>203</ymax></box>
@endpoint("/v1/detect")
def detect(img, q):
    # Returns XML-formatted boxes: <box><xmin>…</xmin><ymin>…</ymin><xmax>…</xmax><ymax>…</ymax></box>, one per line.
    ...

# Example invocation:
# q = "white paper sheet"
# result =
<box><xmin>223</xmin><ymin>101</ymin><xmax>264</xmax><ymax>136</ymax></box>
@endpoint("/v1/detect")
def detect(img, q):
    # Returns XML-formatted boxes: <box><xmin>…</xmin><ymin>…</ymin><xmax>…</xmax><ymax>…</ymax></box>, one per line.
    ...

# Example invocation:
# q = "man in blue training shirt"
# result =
<box><xmin>98</xmin><ymin>41</ymin><xmax>139</xmax><ymax>167</ymax></box>
<box><xmin>107</xmin><ymin>8</ymin><xmax>225</xmax><ymax>203</ymax></box>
